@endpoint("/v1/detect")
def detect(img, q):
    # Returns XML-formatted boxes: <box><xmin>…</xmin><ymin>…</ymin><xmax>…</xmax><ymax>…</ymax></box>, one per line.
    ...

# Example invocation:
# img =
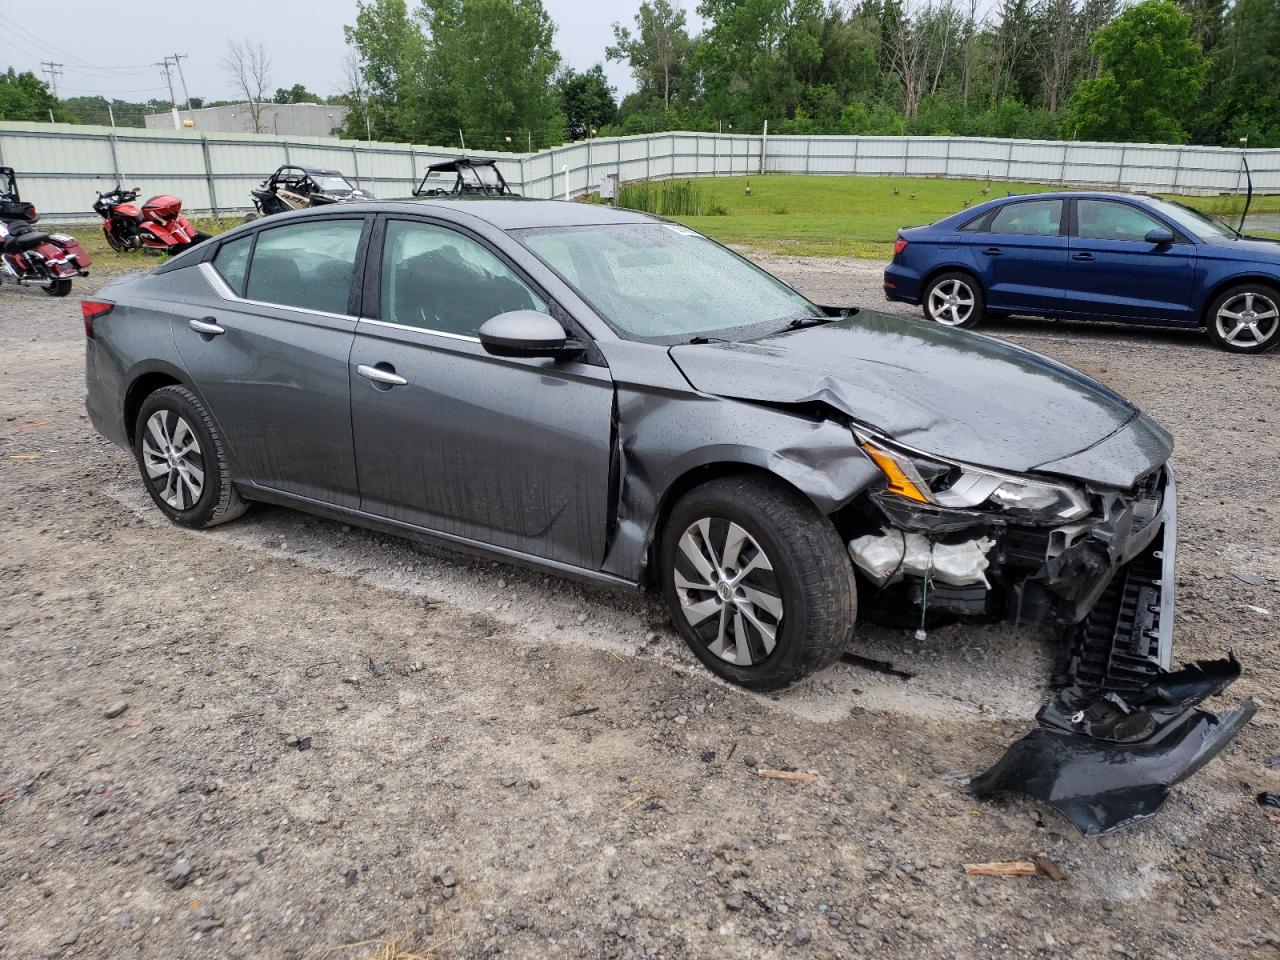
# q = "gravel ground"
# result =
<box><xmin>1</xmin><ymin>255</ymin><xmax>1278</xmax><ymax>960</ymax></box>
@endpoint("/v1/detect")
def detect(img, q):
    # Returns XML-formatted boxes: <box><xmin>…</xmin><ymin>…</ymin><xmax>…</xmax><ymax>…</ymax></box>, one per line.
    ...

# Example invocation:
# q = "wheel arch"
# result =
<box><xmin>919</xmin><ymin>262</ymin><xmax>984</xmax><ymax>300</ymax></box>
<box><xmin>122</xmin><ymin>362</ymin><xmax>189</xmax><ymax>445</ymax></box>
<box><xmin>1199</xmin><ymin>274</ymin><xmax>1280</xmax><ymax>326</ymax></box>
<box><xmin>638</xmin><ymin>452</ymin><xmax>875</xmax><ymax>587</ymax></box>
<box><xmin>641</xmin><ymin>462</ymin><xmax>806</xmax><ymax>587</ymax></box>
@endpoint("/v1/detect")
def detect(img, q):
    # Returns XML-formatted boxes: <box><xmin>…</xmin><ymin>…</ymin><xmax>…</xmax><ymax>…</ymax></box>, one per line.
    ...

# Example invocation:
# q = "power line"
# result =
<box><xmin>7</xmin><ymin>20</ymin><xmax>153</xmax><ymax>72</ymax></box>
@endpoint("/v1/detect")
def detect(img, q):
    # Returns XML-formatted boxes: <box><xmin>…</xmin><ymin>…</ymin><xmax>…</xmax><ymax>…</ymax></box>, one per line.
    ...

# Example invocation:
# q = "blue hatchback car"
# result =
<box><xmin>884</xmin><ymin>191</ymin><xmax>1280</xmax><ymax>353</ymax></box>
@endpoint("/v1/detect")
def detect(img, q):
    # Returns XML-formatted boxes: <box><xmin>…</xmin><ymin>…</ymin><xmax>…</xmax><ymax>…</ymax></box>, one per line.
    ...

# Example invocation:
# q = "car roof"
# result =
<box><xmin>988</xmin><ymin>190</ymin><xmax>1160</xmax><ymax>202</ymax></box>
<box><xmin>393</xmin><ymin>198</ymin><xmax>658</xmax><ymax>230</ymax></box>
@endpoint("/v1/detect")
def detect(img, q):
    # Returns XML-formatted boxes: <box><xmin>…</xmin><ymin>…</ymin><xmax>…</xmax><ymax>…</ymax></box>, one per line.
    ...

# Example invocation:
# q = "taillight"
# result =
<box><xmin>893</xmin><ymin>237</ymin><xmax>909</xmax><ymax>256</ymax></box>
<box><xmin>29</xmin><ymin>206</ymin><xmax>37</xmax><ymax>220</ymax></box>
<box><xmin>81</xmin><ymin>299</ymin><xmax>113</xmax><ymax>338</ymax></box>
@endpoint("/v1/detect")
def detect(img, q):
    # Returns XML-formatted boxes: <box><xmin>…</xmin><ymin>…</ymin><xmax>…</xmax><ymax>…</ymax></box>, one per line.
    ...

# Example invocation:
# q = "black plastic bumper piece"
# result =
<box><xmin>971</xmin><ymin>657</ymin><xmax>1255</xmax><ymax>835</ymax></box>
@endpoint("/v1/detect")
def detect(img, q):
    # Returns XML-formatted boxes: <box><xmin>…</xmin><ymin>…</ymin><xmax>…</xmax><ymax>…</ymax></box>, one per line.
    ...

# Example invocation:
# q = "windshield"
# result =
<box><xmin>1146</xmin><ymin>197</ymin><xmax>1238</xmax><ymax>238</ymax></box>
<box><xmin>314</xmin><ymin>175</ymin><xmax>355</xmax><ymax>193</ymax></box>
<box><xmin>462</xmin><ymin>165</ymin><xmax>501</xmax><ymax>187</ymax></box>
<box><xmin>516</xmin><ymin>222</ymin><xmax>821</xmax><ymax>341</ymax></box>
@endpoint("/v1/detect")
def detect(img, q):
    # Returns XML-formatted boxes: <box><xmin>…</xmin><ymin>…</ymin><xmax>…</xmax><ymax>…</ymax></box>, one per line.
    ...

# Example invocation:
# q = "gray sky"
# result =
<box><xmin>0</xmin><ymin>0</ymin><xmax>694</xmax><ymax>105</ymax></box>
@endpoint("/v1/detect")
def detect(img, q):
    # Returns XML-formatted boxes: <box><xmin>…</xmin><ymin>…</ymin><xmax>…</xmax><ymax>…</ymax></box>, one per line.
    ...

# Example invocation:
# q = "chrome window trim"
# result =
<box><xmin>197</xmin><ymin>261</ymin><xmax>356</xmax><ymax>322</ymax></box>
<box><xmin>356</xmin><ymin>315</ymin><xmax>482</xmax><ymax>344</ymax></box>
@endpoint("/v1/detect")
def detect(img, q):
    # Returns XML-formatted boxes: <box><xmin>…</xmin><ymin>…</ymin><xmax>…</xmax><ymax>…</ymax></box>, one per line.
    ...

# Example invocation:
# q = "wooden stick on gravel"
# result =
<box><xmin>963</xmin><ymin>861</ymin><xmax>1037</xmax><ymax>877</ymax></box>
<box><xmin>755</xmin><ymin>769</ymin><xmax>818</xmax><ymax>783</ymax></box>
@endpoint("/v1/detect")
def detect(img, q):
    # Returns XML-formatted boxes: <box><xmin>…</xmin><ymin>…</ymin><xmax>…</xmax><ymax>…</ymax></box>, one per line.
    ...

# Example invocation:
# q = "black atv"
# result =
<box><xmin>249</xmin><ymin>165</ymin><xmax>374</xmax><ymax>219</ymax></box>
<box><xmin>0</xmin><ymin>167</ymin><xmax>38</xmax><ymax>224</ymax></box>
<box><xmin>413</xmin><ymin>157</ymin><xmax>518</xmax><ymax>198</ymax></box>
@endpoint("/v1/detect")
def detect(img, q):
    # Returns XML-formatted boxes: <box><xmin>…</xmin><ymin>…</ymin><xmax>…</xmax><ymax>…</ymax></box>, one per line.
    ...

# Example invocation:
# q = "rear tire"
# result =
<box><xmin>922</xmin><ymin>271</ymin><xmax>984</xmax><ymax>329</ymax></box>
<box><xmin>1205</xmin><ymin>283</ymin><xmax>1280</xmax><ymax>353</ymax></box>
<box><xmin>659</xmin><ymin>475</ymin><xmax>855</xmax><ymax>691</ymax></box>
<box><xmin>133</xmin><ymin>385</ymin><xmax>248</xmax><ymax>529</ymax></box>
<box><xmin>43</xmin><ymin>279</ymin><xmax>72</xmax><ymax>297</ymax></box>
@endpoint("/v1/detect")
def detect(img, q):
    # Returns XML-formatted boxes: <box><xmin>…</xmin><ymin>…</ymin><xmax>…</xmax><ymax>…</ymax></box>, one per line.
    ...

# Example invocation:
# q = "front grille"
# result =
<box><xmin>1059</xmin><ymin>541</ymin><xmax>1164</xmax><ymax>691</ymax></box>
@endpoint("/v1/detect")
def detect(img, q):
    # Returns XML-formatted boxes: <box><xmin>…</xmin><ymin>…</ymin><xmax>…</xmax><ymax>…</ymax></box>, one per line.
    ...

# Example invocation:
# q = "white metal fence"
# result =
<box><xmin>0</xmin><ymin>121</ymin><xmax>1274</xmax><ymax>223</ymax></box>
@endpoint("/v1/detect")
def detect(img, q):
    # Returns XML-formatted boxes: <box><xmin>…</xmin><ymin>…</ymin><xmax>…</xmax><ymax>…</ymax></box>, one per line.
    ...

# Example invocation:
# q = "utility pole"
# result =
<box><xmin>40</xmin><ymin>61</ymin><xmax>63</xmax><ymax>99</ymax></box>
<box><xmin>156</xmin><ymin>57</ymin><xmax>180</xmax><ymax>129</ymax></box>
<box><xmin>170</xmin><ymin>53</ymin><xmax>193</xmax><ymax>116</ymax></box>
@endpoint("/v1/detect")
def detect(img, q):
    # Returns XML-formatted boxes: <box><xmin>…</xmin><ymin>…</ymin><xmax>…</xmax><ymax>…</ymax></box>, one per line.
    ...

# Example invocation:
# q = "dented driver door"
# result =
<box><xmin>350</xmin><ymin>216</ymin><xmax>615</xmax><ymax>569</ymax></box>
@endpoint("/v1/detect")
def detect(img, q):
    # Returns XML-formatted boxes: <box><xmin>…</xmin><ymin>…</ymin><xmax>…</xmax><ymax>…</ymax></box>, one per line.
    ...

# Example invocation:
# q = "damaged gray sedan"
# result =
<box><xmin>84</xmin><ymin>199</ymin><xmax>1253</xmax><ymax>834</ymax></box>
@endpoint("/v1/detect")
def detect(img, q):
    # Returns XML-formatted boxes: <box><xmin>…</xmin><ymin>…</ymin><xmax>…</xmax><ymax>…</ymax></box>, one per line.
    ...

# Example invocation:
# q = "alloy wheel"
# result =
<box><xmin>927</xmin><ymin>278</ymin><xmax>975</xmax><ymax>326</ymax></box>
<box><xmin>1215</xmin><ymin>291</ymin><xmax>1279</xmax><ymax>348</ymax></box>
<box><xmin>673</xmin><ymin>518</ymin><xmax>784</xmax><ymax>667</ymax></box>
<box><xmin>141</xmin><ymin>411</ymin><xmax>205</xmax><ymax>510</ymax></box>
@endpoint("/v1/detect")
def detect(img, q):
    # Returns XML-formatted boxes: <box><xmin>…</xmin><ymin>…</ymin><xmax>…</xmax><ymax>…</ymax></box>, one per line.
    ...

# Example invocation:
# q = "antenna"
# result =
<box><xmin>39</xmin><ymin>61</ymin><xmax>64</xmax><ymax>99</ymax></box>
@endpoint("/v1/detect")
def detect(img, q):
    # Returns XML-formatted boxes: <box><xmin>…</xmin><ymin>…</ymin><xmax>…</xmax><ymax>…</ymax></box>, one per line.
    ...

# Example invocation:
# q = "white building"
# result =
<box><xmin>144</xmin><ymin>102</ymin><xmax>349</xmax><ymax>137</ymax></box>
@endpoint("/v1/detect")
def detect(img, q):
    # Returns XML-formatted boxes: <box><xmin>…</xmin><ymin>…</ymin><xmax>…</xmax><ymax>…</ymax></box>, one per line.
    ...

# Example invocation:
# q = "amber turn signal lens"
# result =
<box><xmin>862</xmin><ymin>442</ymin><xmax>930</xmax><ymax>503</ymax></box>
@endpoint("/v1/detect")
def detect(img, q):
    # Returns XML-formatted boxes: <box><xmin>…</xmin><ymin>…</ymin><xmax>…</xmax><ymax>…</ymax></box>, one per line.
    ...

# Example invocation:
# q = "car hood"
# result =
<box><xmin>1198</xmin><ymin>234</ymin><xmax>1280</xmax><ymax>260</ymax></box>
<box><xmin>668</xmin><ymin>310</ymin><xmax>1171</xmax><ymax>487</ymax></box>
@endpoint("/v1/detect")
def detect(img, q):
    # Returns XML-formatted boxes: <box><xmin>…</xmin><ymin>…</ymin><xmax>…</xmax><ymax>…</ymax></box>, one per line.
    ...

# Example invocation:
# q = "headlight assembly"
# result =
<box><xmin>859</xmin><ymin>435</ymin><xmax>1090</xmax><ymax>524</ymax></box>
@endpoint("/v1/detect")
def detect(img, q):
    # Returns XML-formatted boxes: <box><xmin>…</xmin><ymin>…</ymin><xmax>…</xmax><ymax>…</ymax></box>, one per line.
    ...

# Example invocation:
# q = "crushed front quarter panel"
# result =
<box><xmin>594</xmin><ymin>339</ymin><xmax>882</xmax><ymax>582</ymax></box>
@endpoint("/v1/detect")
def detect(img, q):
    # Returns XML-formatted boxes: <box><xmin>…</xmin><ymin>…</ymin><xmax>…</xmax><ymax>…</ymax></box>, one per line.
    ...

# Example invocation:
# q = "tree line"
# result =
<box><xmin>3</xmin><ymin>0</ymin><xmax>1277</xmax><ymax>148</ymax></box>
<box><xmin>339</xmin><ymin>0</ymin><xmax>1279</xmax><ymax>148</ymax></box>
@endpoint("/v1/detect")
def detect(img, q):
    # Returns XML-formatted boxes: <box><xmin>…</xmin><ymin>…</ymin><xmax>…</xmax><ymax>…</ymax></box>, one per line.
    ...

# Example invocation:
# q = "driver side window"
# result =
<box><xmin>1076</xmin><ymin>200</ymin><xmax>1166</xmax><ymax>241</ymax></box>
<box><xmin>380</xmin><ymin>220</ymin><xmax>548</xmax><ymax>337</ymax></box>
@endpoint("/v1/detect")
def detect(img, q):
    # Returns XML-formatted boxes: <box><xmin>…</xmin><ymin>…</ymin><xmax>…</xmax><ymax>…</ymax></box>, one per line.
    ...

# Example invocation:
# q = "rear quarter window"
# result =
<box><xmin>212</xmin><ymin>234</ymin><xmax>252</xmax><ymax>296</ymax></box>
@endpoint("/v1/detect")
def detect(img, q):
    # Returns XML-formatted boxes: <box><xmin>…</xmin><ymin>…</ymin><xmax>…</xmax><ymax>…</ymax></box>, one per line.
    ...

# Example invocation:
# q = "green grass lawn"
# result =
<box><xmin>670</xmin><ymin>176</ymin><xmax>1280</xmax><ymax>258</ymax></box>
<box><xmin>62</xmin><ymin>178</ymin><xmax>1279</xmax><ymax>272</ymax></box>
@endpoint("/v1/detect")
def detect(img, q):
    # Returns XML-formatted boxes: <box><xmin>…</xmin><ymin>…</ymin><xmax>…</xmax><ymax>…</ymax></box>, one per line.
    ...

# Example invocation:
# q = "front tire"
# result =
<box><xmin>659</xmin><ymin>475</ymin><xmax>855</xmax><ymax>691</ymax></box>
<box><xmin>133</xmin><ymin>385</ymin><xmax>248</xmax><ymax>529</ymax></box>
<box><xmin>922</xmin><ymin>271</ymin><xmax>984</xmax><ymax>329</ymax></box>
<box><xmin>1205</xmin><ymin>284</ymin><xmax>1280</xmax><ymax>353</ymax></box>
<box><xmin>43</xmin><ymin>278</ymin><xmax>72</xmax><ymax>297</ymax></box>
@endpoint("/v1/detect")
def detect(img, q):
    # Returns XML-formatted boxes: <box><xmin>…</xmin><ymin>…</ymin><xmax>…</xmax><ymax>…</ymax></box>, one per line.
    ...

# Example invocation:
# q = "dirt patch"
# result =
<box><xmin>1</xmin><ymin>263</ymin><xmax>1278</xmax><ymax>960</ymax></box>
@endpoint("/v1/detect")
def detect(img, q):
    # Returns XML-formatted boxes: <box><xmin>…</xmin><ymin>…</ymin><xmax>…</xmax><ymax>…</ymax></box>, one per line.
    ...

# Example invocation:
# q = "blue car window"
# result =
<box><xmin>988</xmin><ymin>200</ymin><xmax>1063</xmax><ymax>236</ymax></box>
<box><xmin>1077</xmin><ymin>200</ymin><xmax>1165</xmax><ymax>242</ymax></box>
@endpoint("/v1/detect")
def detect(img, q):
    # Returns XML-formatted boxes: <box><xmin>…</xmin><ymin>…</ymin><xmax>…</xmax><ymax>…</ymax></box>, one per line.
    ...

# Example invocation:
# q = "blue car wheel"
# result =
<box><xmin>923</xmin><ymin>271</ymin><xmax>985</xmax><ymax>329</ymax></box>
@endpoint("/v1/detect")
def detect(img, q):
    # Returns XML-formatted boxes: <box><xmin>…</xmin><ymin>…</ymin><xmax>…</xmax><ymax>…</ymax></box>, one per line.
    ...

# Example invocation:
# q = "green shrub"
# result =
<box><xmin>616</xmin><ymin>179</ymin><xmax>725</xmax><ymax>216</ymax></box>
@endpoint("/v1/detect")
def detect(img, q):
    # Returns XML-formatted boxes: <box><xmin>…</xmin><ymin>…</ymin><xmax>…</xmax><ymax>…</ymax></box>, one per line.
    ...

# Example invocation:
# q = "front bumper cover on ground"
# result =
<box><xmin>971</xmin><ymin>657</ymin><xmax>1256</xmax><ymax>835</ymax></box>
<box><xmin>967</xmin><ymin>474</ymin><xmax>1255</xmax><ymax>835</ymax></box>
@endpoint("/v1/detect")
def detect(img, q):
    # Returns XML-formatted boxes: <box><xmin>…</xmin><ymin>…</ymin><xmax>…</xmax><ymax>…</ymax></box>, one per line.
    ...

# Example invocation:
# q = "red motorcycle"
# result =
<box><xmin>93</xmin><ymin>186</ymin><xmax>209</xmax><ymax>255</ymax></box>
<box><xmin>0</xmin><ymin>166</ymin><xmax>91</xmax><ymax>297</ymax></box>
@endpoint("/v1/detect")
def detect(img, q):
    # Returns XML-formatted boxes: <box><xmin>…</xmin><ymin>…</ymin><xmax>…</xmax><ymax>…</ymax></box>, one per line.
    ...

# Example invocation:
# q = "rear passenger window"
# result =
<box><xmin>212</xmin><ymin>234</ymin><xmax>252</xmax><ymax>295</ymax></box>
<box><xmin>988</xmin><ymin>199</ymin><xmax>1062</xmax><ymax>237</ymax></box>
<box><xmin>245</xmin><ymin>219</ymin><xmax>365</xmax><ymax>314</ymax></box>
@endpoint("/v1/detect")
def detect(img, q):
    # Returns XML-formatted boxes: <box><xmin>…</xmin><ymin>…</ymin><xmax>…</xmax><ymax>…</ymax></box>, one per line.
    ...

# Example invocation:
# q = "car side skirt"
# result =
<box><xmin>236</xmin><ymin>481</ymin><xmax>640</xmax><ymax>593</ymax></box>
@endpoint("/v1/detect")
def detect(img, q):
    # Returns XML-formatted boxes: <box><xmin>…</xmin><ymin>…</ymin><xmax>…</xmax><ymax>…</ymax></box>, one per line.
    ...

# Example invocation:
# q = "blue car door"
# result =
<box><xmin>967</xmin><ymin>198</ymin><xmax>1069</xmax><ymax>314</ymax></box>
<box><xmin>1063</xmin><ymin>198</ymin><xmax>1197</xmax><ymax>323</ymax></box>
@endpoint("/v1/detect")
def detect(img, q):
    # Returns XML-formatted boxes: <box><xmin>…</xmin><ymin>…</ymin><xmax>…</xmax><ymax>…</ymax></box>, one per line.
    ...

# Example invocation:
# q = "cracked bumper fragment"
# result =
<box><xmin>971</xmin><ymin>657</ymin><xmax>1256</xmax><ymax>835</ymax></box>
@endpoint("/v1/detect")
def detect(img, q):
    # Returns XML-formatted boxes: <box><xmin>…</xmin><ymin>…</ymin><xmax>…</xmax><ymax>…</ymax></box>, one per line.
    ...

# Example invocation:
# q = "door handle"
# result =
<box><xmin>1072</xmin><ymin>252</ymin><xmax>1095</xmax><ymax>262</ymax></box>
<box><xmin>188</xmin><ymin>317</ymin><xmax>225</xmax><ymax>335</ymax></box>
<box><xmin>981</xmin><ymin>247</ymin><xmax>1002</xmax><ymax>256</ymax></box>
<box><xmin>357</xmin><ymin>363</ymin><xmax>408</xmax><ymax>387</ymax></box>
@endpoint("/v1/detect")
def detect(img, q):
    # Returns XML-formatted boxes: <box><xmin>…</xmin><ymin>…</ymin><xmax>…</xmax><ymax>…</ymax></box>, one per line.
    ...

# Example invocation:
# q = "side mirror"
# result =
<box><xmin>479</xmin><ymin>310</ymin><xmax>579</xmax><ymax>359</ymax></box>
<box><xmin>1145</xmin><ymin>227</ymin><xmax>1175</xmax><ymax>246</ymax></box>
